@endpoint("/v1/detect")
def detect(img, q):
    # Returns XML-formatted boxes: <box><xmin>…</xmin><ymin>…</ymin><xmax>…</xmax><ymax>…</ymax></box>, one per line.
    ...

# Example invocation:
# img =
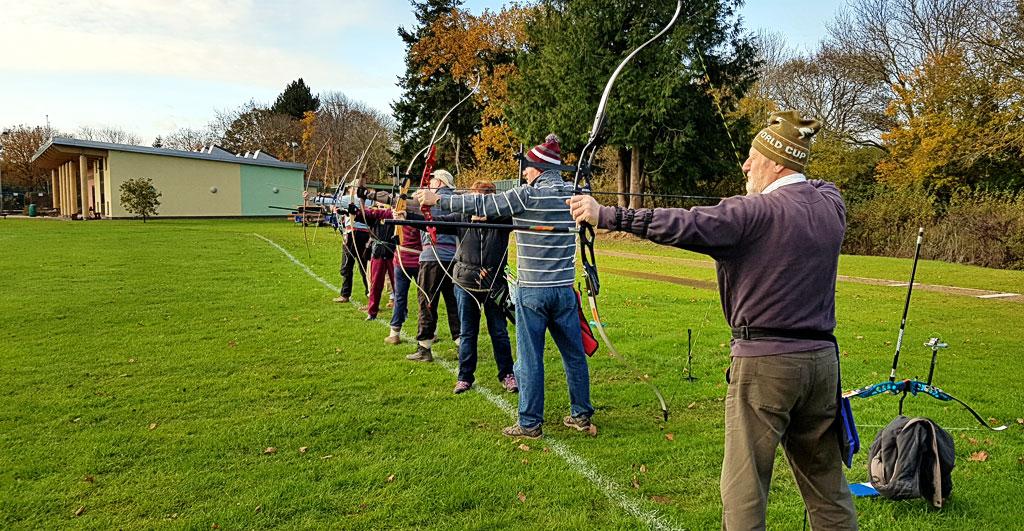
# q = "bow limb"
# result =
<box><xmin>915</xmin><ymin>382</ymin><xmax>1008</xmax><ymax>431</ymax></box>
<box><xmin>571</xmin><ymin>0</ymin><xmax>683</xmax><ymax>422</ymax></box>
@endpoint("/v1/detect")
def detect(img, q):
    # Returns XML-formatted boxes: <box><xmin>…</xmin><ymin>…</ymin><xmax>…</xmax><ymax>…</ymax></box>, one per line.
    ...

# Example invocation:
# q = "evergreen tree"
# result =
<box><xmin>152</xmin><ymin>136</ymin><xmax>163</xmax><ymax>148</ymax></box>
<box><xmin>507</xmin><ymin>0</ymin><xmax>756</xmax><ymax>197</ymax></box>
<box><xmin>272</xmin><ymin>78</ymin><xmax>321</xmax><ymax>119</ymax></box>
<box><xmin>392</xmin><ymin>0</ymin><xmax>481</xmax><ymax>172</ymax></box>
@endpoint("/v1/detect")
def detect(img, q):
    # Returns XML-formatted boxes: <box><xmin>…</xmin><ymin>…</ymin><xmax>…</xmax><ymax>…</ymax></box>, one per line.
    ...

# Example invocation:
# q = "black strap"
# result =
<box><xmin>730</xmin><ymin>326</ymin><xmax>837</xmax><ymax>343</ymax></box>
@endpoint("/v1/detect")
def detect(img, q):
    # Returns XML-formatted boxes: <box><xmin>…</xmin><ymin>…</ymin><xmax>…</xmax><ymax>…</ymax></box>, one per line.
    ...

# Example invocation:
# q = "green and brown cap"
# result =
<box><xmin>752</xmin><ymin>110</ymin><xmax>821</xmax><ymax>172</ymax></box>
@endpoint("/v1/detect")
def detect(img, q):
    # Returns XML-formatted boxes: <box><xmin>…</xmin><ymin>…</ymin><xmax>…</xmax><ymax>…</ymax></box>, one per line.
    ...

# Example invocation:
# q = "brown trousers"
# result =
<box><xmin>721</xmin><ymin>347</ymin><xmax>858</xmax><ymax>531</ymax></box>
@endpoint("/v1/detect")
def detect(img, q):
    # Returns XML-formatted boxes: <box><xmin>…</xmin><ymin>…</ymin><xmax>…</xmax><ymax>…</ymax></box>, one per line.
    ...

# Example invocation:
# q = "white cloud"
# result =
<box><xmin>0</xmin><ymin>0</ymin><xmax>382</xmax><ymax>87</ymax></box>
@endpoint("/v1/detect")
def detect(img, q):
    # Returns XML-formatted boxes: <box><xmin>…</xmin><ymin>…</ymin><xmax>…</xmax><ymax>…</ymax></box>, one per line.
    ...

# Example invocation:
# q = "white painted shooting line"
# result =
<box><xmin>253</xmin><ymin>233</ymin><xmax>682</xmax><ymax>531</ymax></box>
<box><xmin>976</xmin><ymin>292</ymin><xmax>1019</xmax><ymax>299</ymax></box>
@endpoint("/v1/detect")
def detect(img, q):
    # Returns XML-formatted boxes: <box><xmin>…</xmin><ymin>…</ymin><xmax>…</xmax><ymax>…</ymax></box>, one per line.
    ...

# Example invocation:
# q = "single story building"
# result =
<box><xmin>30</xmin><ymin>137</ymin><xmax>307</xmax><ymax>218</ymax></box>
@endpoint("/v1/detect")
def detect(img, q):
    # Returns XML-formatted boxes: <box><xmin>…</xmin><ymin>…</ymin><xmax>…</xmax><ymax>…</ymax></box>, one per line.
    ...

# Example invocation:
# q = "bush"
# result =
<box><xmin>844</xmin><ymin>186</ymin><xmax>1024</xmax><ymax>270</ymax></box>
<box><xmin>843</xmin><ymin>185</ymin><xmax>935</xmax><ymax>257</ymax></box>
<box><xmin>930</xmin><ymin>190</ymin><xmax>1024</xmax><ymax>269</ymax></box>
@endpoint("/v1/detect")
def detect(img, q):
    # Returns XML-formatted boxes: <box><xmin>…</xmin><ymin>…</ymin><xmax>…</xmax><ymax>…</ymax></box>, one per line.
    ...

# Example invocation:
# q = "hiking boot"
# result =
<box><xmin>453</xmin><ymin>381</ymin><xmax>472</xmax><ymax>394</ymax></box>
<box><xmin>502</xmin><ymin>374</ymin><xmax>519</xmax><ymax>393</ymax></box>
<box><xmin>502</xmin><ymin>424</ymin><xmax>542</xmax><ymax>439</ymax></box>
<box><xmin>365</xmin><ymin>314</ymin><xmax>377</xmax><ymax>321</ymax></box>
<box><xmin>384</xmin><ymin>334</ymin><xmax>402</xmax><ymax>345</ymax></box>
<box><xmin>563</xmin><ymin>415</ymin><xmax>593</xmax><ymax>432</ymax></box>
<box><xmin>333</xmin><ymin>295</ymin><xmax>350</xmax><ymax>303</ymax></box>
<box><xmin>406</xmin><ymin>346</ymin><xmax>433</xmax><ymax>362</ymax></box>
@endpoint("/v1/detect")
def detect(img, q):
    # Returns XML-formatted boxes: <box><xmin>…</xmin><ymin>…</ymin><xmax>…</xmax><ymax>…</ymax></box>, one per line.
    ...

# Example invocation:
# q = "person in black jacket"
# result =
<box><xmin>401</xmin><ymin>180</ymin><xmax>517</xmax><ymax>394</ymax></box>
<box><xmin>360</xmin><ymin>201</ymin><xmax>397</xmax><ymax>320</ymax></box>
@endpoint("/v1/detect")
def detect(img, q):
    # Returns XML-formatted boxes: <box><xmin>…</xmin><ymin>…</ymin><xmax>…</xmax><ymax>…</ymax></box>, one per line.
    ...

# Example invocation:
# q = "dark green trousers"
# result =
<box><xmin>721</xmin><ymin>347</ymin><xmax>858</xmax><ymax>530</ymax></box>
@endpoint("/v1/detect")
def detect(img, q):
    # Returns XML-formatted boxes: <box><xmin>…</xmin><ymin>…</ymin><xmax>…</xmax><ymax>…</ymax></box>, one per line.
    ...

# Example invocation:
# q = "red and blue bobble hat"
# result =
<box><xmin>526</xmin><ymin>133</ymin><xmax>561</xmax><ymax>165</ymax></box>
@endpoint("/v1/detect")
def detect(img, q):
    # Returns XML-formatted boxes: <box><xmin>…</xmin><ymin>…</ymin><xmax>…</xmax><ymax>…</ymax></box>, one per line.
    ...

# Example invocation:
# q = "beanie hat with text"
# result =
<box><xmin>752</xmin><ymin>110</ymin><xmax>821</xmax><ymax>172</ymax></box>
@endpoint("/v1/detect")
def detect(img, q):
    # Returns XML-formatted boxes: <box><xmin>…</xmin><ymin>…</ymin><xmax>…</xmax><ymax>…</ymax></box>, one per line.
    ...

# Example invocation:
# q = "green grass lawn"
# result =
<box><xmin>1</xmin><ymin>218</ymin><xmax>1022</xmax><ymax>529</ymax></box>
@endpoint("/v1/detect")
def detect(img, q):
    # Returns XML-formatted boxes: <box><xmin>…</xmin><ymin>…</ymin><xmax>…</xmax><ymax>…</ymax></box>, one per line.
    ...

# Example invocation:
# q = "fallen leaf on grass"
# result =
<box><xmin>587</xmin><ymin>424</ymin><xmax>598</xmax><ymax>437</ymax></box>
<box><xmin>320</xmin><ymin>455</ymin><xmax>333</xmax><ymax>460</ymax></box>
<box><xmin>128</xmin><ymin>358</ymin><xmax>136</xmax><ymax>363</ymax></box>
<box><xmin>521</xmin><ymin>459</ymin><xmax>529</xmax><ymax>465</ymax></box>
<box><xmin>263</xmin><ymin>447</ymin><xmax>277</xmax><ymax>455</ymax></box>
<box><xmin>72</xmin><ymin>417</ymin><xmax>81</xmax><ymax>423</ymax></box>
<box><xmin>1017</xmin><ymin>418</ymin><xmax>1023</xmax><ymax>425</ymax></box>
<box><xmin>228</xmin><ymin>340</ymin><xmax>237</xmax><ymax>348</ymax></box>
<box><xmin>299</xmin><ymin>447</ymin><xmax>308</xmax><ymax>454</ymax></box>
<box><xmin>968</xmin><ymin>451</ymin><xmax>989</xmax><ymax>462</ymax></box>
<box><xmin>687</xmin><ymin>402</ymin><xmax>697</xmax><ymax>409</ymax></box>
<box><xmin>518</xmin><ymin>444</ymin><xmax>531</xmax><ymax>452</ymax></box>
<box><xmin>83</xmin><ymin>475</ymin><xmax>95</xmax><ymax>483</ymax></box>
<box><xmin>387</xmin><ymin>474</ymin><xmax>395</xmax><ymax>482</ymax></box>
<box><xmin>517</xmin><ymin>492</ymin><xmax>526</xmax><ymax>503</ymax></box>
<box><xmin>212</xmin><ymin>524</ymin><xmax>220</xmax><ymax>529</ymax></box>
<box><xmin>631</xmin><ymin>475</ymin><xmax>640</xmax><ymax>489</ymax></box>
<box><xmin>255</xmin><ymin>505</ymin><xmax>262</xmax><ymax>513</ymax></box>
<box><xmin>650</xmin><ymin>496</ymin><xmax>671</xmax><ymax>505</ymax></box>
<box><xmin>968</xmin><ymin>437</ymin><xmax>978</xmax><ymax>446</ymax></box>
<box><xmin>148</xmin><ymin>423</ymin><xmax>158</xmax><ymax>431</ymax></box>
<box><xmin>665</xmin><ymin>433</ymin><xmax>675</xmax><ymax>442</ymax></box>
<box><xmin>640</xmin><ymin>465</ymin><xmax>648</xmax><ymax>474</ymax></box>
<box><xmin>990</xmin><ymin>417</ymin><xmax>1001</xmax><ymax>426</ymax></box>
<box><xmin>74</xmin><ymin>506</ymin><xmax>85</xmax><ymax>517</ymax></box>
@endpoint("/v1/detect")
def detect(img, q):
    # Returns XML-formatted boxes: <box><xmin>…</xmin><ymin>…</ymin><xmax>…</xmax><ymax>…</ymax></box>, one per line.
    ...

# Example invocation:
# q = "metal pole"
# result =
<box><xmin>924</xmin><ymin>337</ymin><xmax>948</xmax><ymax>386</ymax></box>
<box><xmin>889</xmin><ymin>227</ymin><xmax>925</xmax><ymax>382</ymax></box>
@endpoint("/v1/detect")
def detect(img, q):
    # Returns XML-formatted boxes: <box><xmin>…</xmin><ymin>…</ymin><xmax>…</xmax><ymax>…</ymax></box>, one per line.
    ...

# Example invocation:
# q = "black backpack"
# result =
<box><xmin>868</xmin><ymin>416</ymin><xmax>956</xmax><ymax>508</ymax></box>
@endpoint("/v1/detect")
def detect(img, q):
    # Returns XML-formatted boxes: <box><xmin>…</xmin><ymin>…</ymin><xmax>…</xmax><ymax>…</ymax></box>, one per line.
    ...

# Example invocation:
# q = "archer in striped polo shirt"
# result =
<box><xmin>415</xmin><ymin>134</ymin><xmax>595</xmax><ymax>439</ymax></box>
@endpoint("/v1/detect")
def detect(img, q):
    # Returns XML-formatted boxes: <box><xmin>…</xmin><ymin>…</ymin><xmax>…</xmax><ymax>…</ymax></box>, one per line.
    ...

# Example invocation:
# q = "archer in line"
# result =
<box><xmin>415</xmin><ymin>134</ymin><xmax>598</xmax><ymax>439</ymax></box>
<box><xmin>569</xmin><ymin>111</ymin><xmax>859</xmax><ymax>531</ymax></box>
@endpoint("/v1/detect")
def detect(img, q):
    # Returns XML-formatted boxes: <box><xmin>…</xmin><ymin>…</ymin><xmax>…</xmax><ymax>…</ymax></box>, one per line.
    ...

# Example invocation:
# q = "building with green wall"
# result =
<box><xmin>31</xmin><ymin>137</ymin><xmax>307</xmax><ymax>219</ymax></box>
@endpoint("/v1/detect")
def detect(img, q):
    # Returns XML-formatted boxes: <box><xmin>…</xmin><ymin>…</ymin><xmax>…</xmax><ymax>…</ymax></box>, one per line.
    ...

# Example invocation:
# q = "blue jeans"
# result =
<box><xmin>454</xmin><ymin>285</ymin><xmax>514</xmax><ymax>384</ymax></box>
<box><xmin>389</xmin><ymin>264</ymin><xmax>419</xmax><ymax>330</ymax></box>
<box><xmin>514</xmin><ymin>286</ymin><xmax>594</xmax><ymax>429</ymax></box>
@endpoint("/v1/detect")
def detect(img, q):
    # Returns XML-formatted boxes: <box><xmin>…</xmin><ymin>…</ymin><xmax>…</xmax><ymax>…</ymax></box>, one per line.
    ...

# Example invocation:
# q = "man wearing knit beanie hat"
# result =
<box><xmin>745</xmin><ymin>110</ymin><xmax>821</xmax><ymax>195</ymax></box>
<box><xmin>415</xmin><ymin>133</ymin><xmax>596</xmax><ymax>439</ymax></box>
<box><xmin>525</xmin><ymin>133</ymin><xmax>562</xmax><ymax>166</ymax></box>
<box><xmin>568</xmin><ymin>111</ymin><xmax>858</xmax><ymax>530</ymax></box>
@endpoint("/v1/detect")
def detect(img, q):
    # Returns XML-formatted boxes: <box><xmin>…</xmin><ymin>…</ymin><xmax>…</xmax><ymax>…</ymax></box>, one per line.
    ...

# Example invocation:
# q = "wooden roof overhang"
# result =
<box><xmin>32</xmin><ymin>142</ymin><xmax>108</xmax><ymax>171</ymax></box>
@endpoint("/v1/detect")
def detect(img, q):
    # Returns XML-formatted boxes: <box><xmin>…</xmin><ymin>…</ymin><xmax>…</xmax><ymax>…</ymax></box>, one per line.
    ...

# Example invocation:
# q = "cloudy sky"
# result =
<box><xmin>0</xmin><ymin>0</ymin><xmax>843</xmax><ymax>143</ymax></box>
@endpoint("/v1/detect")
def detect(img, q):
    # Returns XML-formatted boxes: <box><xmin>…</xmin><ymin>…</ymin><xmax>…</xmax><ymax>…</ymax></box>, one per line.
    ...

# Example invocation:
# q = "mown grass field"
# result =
<box><xmin>1</xmin><ymin>218</ymin><xmax>1022</xmax><ymax>529</ymax></box>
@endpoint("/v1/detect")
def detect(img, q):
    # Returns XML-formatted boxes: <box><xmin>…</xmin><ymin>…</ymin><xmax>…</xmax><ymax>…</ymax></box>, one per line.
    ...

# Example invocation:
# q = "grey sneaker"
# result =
<box><xmin>384</xmin><ymin>334</ymin><xmax>402</xmax><ymax>345</ymax></box>
<box><xmin>563</xmin><ymin>415</ymin><xmax>592</xmax><ymax>432</ymax></box>
<box><xmin>406</xmin><ymin>346</ymin><xmax>433</xmax><ymax>362</ymax></box>
<box><xmin>502</xmin><ymin>424</ymin><xmax>542</xmax><ymax>439</ymax></box>
<box><xmin>453</xmin><ymin>381</ymin><xmax>472</xmax><ymax>394</ymax></box>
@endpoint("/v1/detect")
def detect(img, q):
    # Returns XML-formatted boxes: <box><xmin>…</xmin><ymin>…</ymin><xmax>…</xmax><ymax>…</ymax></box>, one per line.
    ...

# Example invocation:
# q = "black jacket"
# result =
<box><xmin>409</xmin><ymin>211</ymin><xmax>511</xmax><ymax>293</ymax></box>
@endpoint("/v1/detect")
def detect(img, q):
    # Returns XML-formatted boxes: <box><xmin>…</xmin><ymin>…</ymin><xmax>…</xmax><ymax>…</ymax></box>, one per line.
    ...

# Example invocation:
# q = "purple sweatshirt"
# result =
<box><xmin>598</xmin><ymin>180</ymin><xmax>846</xmax><ymax>357</ymax></box>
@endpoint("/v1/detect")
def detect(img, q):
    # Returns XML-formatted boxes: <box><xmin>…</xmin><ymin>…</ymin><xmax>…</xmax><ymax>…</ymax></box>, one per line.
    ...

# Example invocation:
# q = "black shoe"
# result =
<box><xmin>365</xmin><ymin>314</ymin><xmax>377</xmax><ymax>321</ymax></box>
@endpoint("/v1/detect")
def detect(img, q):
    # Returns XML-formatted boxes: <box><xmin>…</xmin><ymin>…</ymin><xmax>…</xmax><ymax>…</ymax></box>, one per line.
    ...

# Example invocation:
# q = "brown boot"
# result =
<box><xmin>384</xmin><ymin>334</ymin><xmax>402</xmax><ymax>345</ymax></box>
<box><xmin>405</xmin><ymin>346</ymin><xmax>433</xmax><ymax>362</ymax></box>
<box><xmin>333</xmin><ymin>295</ymin><xmax>350</xmax><ymax>303</ymax></box>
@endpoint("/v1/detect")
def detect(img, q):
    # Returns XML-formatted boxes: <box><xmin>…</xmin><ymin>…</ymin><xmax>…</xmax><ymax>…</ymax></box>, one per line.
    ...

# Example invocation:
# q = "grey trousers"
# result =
<box><xmin>721</xmin><ymin>347</ymin><xmax>858</xmax><ymax>531</ymax></box>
